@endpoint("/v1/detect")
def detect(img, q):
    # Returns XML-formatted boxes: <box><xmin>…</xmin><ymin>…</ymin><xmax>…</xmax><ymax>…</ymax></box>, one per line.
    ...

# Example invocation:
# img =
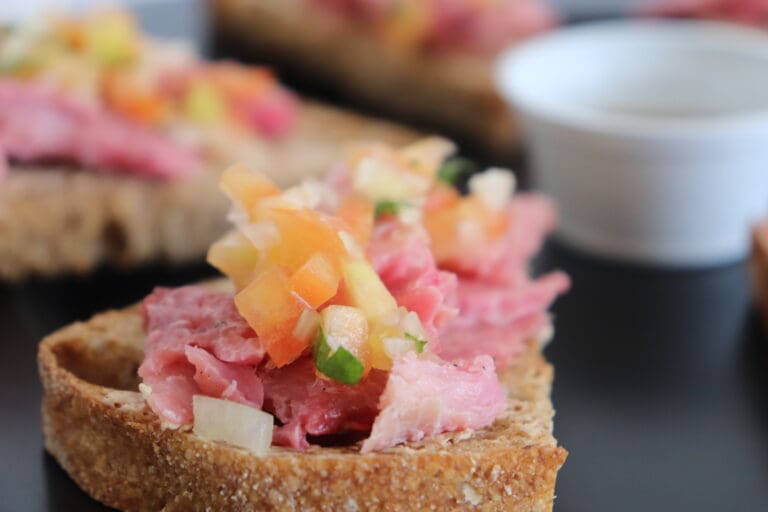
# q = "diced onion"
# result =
<box><xmin>292</xmin><ymin>308</ymin><xmax>321</xmax><ymax>343</ymax></box>
<box><xmin>399</xmin><ymin>310</ymin><xmax>427</xmax><ymax>340</ymax></box>
<box><xmin>354</xmin><ymin>156</ymin><xmax>430</xmax><ymax>202</ymax></box>
<box><xmin>468</xmin><ymin>168</ymin><xmax>516</xmax><ymax>212</ymax></box>
<box><xmin>383</xmin><ymin>336</ymin><xmax>414</xmax><ymax>359</ymax></box>
<box><xmin>396</xmin><ymin>203</ymin><xmax>422</xmax><ymax>225</ymax></box>
<box><xmin>240</xmin><ymin>220</ymin><xmax>279</xmax><ymax>250</ymax></box>
<box><xmin>338</xmin><ymin>231</ymin><xmax>365</xmax><ymax>260</ymax></box>
<box><xmin>192</xmin><ymin>395</ymin><xmax>273</xmax><ymax>455</ymax></box>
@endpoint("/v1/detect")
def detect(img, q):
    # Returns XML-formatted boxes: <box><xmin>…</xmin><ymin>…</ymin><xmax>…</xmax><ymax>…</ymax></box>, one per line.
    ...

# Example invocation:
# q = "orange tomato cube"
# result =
<box><xmin>220</xmin><ymin>164</ymin><xmax>280</xmax><ymax>215</ymax></box>
<box><xmin>235</xmin><ymin>267</ymin><xmax>308</xmax><ymax>367</ymax></box>
<box><xmin>424</xmin><ymin>182</ymin><xmax>460</xmax><ymax>212</ymax></box>
<box><xmin>289</xmin><ymin>252</ymin><xmax>341</xmax><ymax>309</ymax></box>
<box><xmin>266</xmin><ymin>209</ymin><xmax>346</xmax><ymax>273</ymax></box>
<box><xmin>102</xmin><ymin>73</ymin><xmax>169</xmax><ymax>124</ymax></box>
<box><xmin>423</xmin><ymin>205</ymin><xmax>460</xmax><ymax>264</ymax></box>
<box><xmin>208</xmin><ymin>63</ymin><xmax>275</xmax><ymax>101</ymax></box>
<box><xmin>335</xmin><ymin>194</ymin><xmax>374</xmax><ymax>247</ymax></box>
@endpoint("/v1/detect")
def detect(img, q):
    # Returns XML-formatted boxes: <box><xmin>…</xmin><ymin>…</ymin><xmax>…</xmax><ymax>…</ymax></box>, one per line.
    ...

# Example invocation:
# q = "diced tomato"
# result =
<box><xmin>424</xmin><ymin>194</ymin><xmax>509</xmax><ymax>265</ymax></box>
<box><xmin>102</xmin><ymin>72</ymin><xmax>169</xmax><ymax>124</ymax></box>
<box><xmin>289</xmin><ymin>252</ymin><xmax>341</xmax><ymax>309</ymax></box>
<box><xmin>234</xmin><ymin>267</ymin><xmax>308</xmax><ymax>367</ymax></box>
<box><xmin>336</xmin><ymin>194</ymin><xmax>374</xmax><ymax>246</ymax></box>
<box><xmin>461</xmin><ymin>196</ymin><xmax>509</xmax><ymax>239</ymax></box>
<box><xmin>423</xmin><ymin>204</ymin><xmax>459</xmax><ymax>263</ymax></box>
<box><xmin>220</xmin><ymin>165</ymin><xmax>281</xmax><ymax>215</ymax></box>
<box><xmin>266</xmin><ymin>209</ymin><xmax>346</xmax><ymax>273</ymax></box>
<box><xmin>208</xmin><ymin>63</ymin><xmax>275</xmax><ymax>102</ymax></box>
<box><xmin>424</xmin><ymin>182</ymin><xmax>460</xmax><ymax>212</ymax></box>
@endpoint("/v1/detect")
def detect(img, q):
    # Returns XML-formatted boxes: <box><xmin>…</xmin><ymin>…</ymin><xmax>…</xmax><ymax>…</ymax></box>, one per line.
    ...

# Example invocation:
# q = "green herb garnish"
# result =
<box><xmin>313</xmin><ymin>327</ymin><xmax>364</xmax><ymax>385</ymax></box>
<box><xmin>437</xmin><ymin>157</ymin><xmax>479</xmax><ymax>186</ymax></box>
<box><xmin>374</xmin><ymin>200</ymin><xmax>412</xmax><ymax>218</ymax></box>
<box><xmin>405</xmin><ymin>332</ymin><xmax>428</xmax><ymax>353</ymax></box>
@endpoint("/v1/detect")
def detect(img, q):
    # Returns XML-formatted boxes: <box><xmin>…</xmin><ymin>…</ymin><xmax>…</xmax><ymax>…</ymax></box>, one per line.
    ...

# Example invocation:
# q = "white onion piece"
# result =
<box><xmin>400</xmin><ymin>311</ymin><xmax>427</xmax><ymax>340</ymax></box>
<box><xmin>292</xmin><ymin>308</ymin><xmax>321</xmax><ymax>343</ymax></box>
<box><xmin>192</xmin><ymin>395</ymin><xmax>273</xmax><ymax>455</ymax></box>
<box><xmin>240</xmin><ymin>221</ymin><xmax>279</xmax><ymax>250</ymax></box>
<box><xmin>468</xmin><ymin>168</ymin><xmax>516</xmax><ymax>212</ymax></box>
<box><xmin>338</xmin><ymin>231</ymin><xmax>365</xmax><ymax>260</ymax></box>
<box><xmin>354</xmin><ymin>156</ymin><xmax>430</xmax><ymax>201</ymax></box>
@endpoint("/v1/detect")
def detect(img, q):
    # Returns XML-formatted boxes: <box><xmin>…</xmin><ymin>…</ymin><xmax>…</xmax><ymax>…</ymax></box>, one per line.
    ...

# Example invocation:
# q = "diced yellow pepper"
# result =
<box><xmin>207</xmin><ymin>231</ymin><xmax>260</xmax><ymax>290</ymax></box>
<box><xmin>183</xmin><ymin>81</ymin><xmax>227</xmax><ymax>124</ymax></box>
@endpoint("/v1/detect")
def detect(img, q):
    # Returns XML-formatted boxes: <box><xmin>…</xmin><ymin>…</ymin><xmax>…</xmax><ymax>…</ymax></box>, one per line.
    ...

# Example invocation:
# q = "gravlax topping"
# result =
<box><xmin>361</xmin><ymin>352</ymin><xmax>505</xmax><ymax>453</ymax></box>
<box><xmin>138</xmin><ymin>137</ymin><xmax>567</xmax><ymax>452</ymax></box>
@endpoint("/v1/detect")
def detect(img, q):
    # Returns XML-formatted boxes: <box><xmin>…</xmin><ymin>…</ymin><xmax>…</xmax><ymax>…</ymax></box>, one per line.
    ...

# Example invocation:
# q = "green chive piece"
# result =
<box><xmin>437</xmin><ymin>157</ymin><xmax>479</xmax><ymax>185</ymax></box>
<box><xmin>405</xmin><ymin>332</ymin><xmax>428</xmax><ymax>353</ymax></box>
<box><xmin>313</xmin><ymin>327</ymin><xmax>364</xmax><ymax>386</ymax></box>
<box><xmin>374</xmin><ymin>200</ymin><xmax>411</xmax><ymax>218</ymax></box>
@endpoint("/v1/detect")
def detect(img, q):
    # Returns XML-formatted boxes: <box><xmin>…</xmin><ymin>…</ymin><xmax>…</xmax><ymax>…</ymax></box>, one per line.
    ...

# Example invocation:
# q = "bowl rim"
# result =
<box><xmin>495</xmin><ymin>19</ymin><xmax>768</xmax><ymax>138</ymax></box>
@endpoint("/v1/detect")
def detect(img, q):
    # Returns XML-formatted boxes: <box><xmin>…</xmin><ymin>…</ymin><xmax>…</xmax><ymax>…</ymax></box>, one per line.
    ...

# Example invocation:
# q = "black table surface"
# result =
<box><xmin>1</xmin><ymin>242</ymin><xmax>766</xmax><ymax>511</ymax></box>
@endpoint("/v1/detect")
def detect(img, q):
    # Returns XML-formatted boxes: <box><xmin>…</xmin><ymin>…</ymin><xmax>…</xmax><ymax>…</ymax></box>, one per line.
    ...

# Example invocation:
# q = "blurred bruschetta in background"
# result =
<box><xmin>212</xmin><ymin>0</ymin><xmax>558</xmax><ymax>162</ymax></box>
<box><xmin>0</xmin><ymin>9</ymin><xmax>418</xmax><ymax>280</ymax></box>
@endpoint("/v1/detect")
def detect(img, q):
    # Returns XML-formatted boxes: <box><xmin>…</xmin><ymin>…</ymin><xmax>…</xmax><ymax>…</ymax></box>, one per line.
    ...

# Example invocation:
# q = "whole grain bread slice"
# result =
<box><xmin>1</xmin><ymin>102</ymin><xmax>418</xmax><ymax>281</ymax></box>
<box><xmin>38</xmin><ymin>289</ymin><xmax>567</xmax><ymax>511</ymax></box>
<box><xmin>212</xmin><ymin>0</ymin><xmax>520</xmax><ymax>163</ymax></box>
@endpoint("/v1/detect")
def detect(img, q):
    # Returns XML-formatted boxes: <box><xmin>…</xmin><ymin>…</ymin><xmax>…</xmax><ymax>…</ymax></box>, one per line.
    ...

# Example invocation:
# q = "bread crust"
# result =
<box><xmin>212</xmin><ymin>0</ymin><xmax>520</xmax><ymax>162</ymax></box>
<box><xmin>39</xmin><ymin>291</ymin><xmax>566</xmax><ymax>511</ymax></box>
<box><xmin>0</xmin><ymin>102</ymin><xmax>417</xmax><ymax>280</ymax></box>
<box><xmin>751</xmin><ymin>225</ymin><xmax>768</xmax><ymax>330</ymax></box>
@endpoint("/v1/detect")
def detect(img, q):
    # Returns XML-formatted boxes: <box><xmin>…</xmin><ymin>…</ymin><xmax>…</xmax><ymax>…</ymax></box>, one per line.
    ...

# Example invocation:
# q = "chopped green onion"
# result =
<box><xmin>313</xmin><ymin>327</ymin><xmax>364</xmax><ymax>385</ymax></box>
<box><xmin>374</xmin><ymin>200</ymin><xmax>412</xmax><ymax>218</ymax></box>
<box><xmin>405</xmin><ymin>332</ymin><xmax>428</xmax><ymax>353</ymax></box>
<box><xmin>437</xmin><ymin>157</ymin><xmax>479</xmax><ymax>186</ymax></box>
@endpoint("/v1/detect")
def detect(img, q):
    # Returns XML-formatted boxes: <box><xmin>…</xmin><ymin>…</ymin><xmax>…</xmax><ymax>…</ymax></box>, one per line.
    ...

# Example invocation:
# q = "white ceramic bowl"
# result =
<box><xmin>496</xmin><ymin>20</ymin><xmax>768</xmax><ymax>266</ymax></box>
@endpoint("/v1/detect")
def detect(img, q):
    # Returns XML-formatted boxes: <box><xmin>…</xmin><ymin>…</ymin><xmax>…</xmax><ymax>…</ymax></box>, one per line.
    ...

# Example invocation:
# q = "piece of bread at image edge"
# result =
<box><xmin>0</xmin><ymin>102</ymin><xmax>418</xmax><ymax>281</ymax></box>
<box><xmin>750</xmin><ymin>223</ymin><xmax>768</xmax><ymax>329</ymax></box>
<box><xmin>212</xmin><ymin>0</ymin><xmax>521</xmax><ymax>163</ymax></box>
<box><xmin>38</xmin><ymin>293</ymin><xmax>567</xmax><ymax>511</ymax></box>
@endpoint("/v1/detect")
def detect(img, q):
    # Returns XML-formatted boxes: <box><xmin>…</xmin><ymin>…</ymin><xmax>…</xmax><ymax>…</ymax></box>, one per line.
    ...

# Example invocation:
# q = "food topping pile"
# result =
<box><xmin>138</xmin><ymin>138</ymin><xmax>568</xmax><ymax>452</ymax></box>
<box><xmin>0</xmin><ymin>10</ymin><xmax>297</xmax><ymax>179</ymax></box>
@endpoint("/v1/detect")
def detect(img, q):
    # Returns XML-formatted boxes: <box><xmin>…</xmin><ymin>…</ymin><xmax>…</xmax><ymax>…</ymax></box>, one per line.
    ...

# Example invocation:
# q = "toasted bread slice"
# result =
<box><xmin>750</xmin><ymin>223</ymin><xmax>768</xmax><ymax>330</ymax></box>
<box><xmin>212</xmin><ymin>0</ymin><xmax>520</xmax><ymax>162</ymax></box>
<box><xmin>0</xmin><ymin>102</ymin><xmax>418</xmax><ymax>280</ymax></box>
<box><xmin>39</xmin><ymin>287</ymin><xmax>566</xmax><ymax>511</ymax></box>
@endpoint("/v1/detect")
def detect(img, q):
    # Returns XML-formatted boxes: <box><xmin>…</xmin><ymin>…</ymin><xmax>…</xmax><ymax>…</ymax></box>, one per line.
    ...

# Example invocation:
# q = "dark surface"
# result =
<box><xmin>1</xmin><ymin>242</ymin><xmax>767</xmax><ymax>512</ymax></box>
